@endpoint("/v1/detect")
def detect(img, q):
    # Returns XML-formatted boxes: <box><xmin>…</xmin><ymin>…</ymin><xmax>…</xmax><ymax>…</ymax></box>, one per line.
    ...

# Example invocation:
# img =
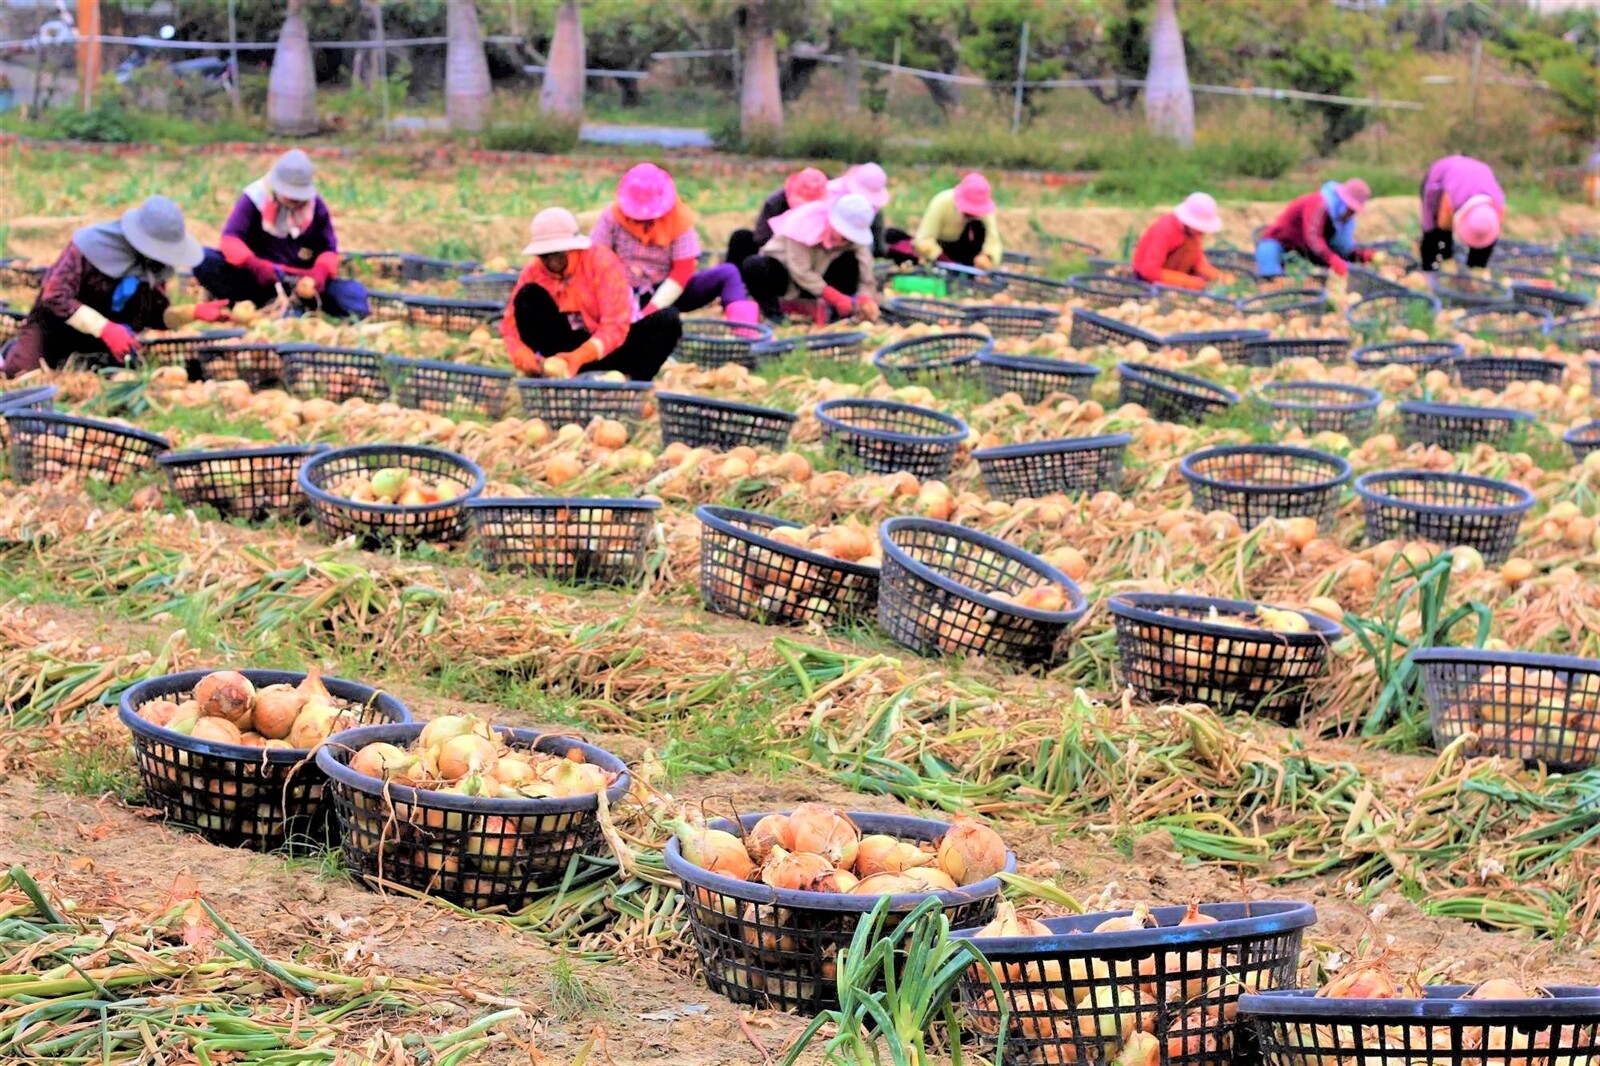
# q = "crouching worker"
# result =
<box><xmin>194</xmin><ymin>149</ymin><xmax>369</xmax><ymax>319</ymax></box>
<box><xmin>738</xmin><ymin>194</ymin><xmax>881</xmax><ymax>325</ymax></box>
<box><xmin>1</xmin><ymin>195</ymin><xmax>218</xmax><ymax>378</ymax></box>
<box><xmin>1132</xmin><ymin>192</ymin><xmax>1226</xmax><ymax>291</ymax></box>
<box><xmin>502</xmin><ymin>208</ymin><xmax>682</xmax><ymax>382</ymax></box>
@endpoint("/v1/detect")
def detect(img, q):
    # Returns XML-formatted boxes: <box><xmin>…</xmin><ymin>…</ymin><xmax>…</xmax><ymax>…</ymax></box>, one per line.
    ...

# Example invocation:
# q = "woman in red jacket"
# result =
<box><xmin>1132</xmin><ymin>193</ymin><xmax>1225</xmax><ymax>291</ymax></box>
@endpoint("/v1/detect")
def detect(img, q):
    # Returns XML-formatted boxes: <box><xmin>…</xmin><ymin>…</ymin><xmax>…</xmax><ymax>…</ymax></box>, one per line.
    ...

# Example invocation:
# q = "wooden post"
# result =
<box><xmin>886</xmin><ymin>36</ymin><xmax>901</xmax><ymax>114</ymax></box>
<box><xmin>1469</xmin><ymin>37</ymin><xmax>1482</xmax><ymax>135</ymax></box>
<box><xmin>1011</xmin><ymin>21</ymin><xmax>1029</xmax><ymax>135</ymax></box>
<box><xmin>843</xmin><ymin>48</ymin><xmax>860</xmax><ymax>113</ymax></box>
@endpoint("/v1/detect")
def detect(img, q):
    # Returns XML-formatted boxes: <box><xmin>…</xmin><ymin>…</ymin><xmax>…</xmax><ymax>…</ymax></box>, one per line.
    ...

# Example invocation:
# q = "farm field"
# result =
<box><xmin>5</xmin><ymin>144</ymin><xmax>1600</xmax><ymax>1064</ymax></box>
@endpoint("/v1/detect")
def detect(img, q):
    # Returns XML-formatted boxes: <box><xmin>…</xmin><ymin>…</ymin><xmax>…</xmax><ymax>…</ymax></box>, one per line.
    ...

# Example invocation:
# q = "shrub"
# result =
<box><xmin>481</xmin><ymin>118</ymin><xmax>581</xmax><ymax>154</ymax></box>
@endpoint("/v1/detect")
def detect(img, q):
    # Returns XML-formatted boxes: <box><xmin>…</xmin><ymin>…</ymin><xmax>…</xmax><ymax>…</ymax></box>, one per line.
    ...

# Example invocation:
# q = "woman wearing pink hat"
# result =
<box><xmin>1132</xmin><ymin>193</ymin><xmax>1227</xmax><ymax>291</ymax></box>
<box><xmin>1419</xmin><ymin>156</ymin><xmax>1504</xmax><ymax>271</ymax></box>
<box><xmin>912</xmin><ymin>173</ymin><xmax>1002</xmax><ymax>269</ymax></box>
<box><xmin>590</xmin><ymin>162</ymin><xmax>760</xmax><ymax>326</ymax></box>
<box><xmin>726</xmin><ymin>167</ymin><xmax>830</xmax><ymax>267</ymax></box>
<box><xmin>738</xmin><ymin>193</ymin><xmax>881</xmax><ymax>325</ymax></box>
<box><xmin>827</xmin><ymin>163</ymin><xmax>896</xmax><ymax>259</ymax></box>
<box><xmin>1256</xmin><ymin>179</ymin><xmax>1375</xmax><ymax>279</ymax></box>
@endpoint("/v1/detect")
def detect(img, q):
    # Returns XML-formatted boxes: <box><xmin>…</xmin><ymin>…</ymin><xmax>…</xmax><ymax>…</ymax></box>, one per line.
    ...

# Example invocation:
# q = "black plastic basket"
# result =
<box><xmin>158</xmin><ymin>443</ymin><xmax>328</xmax><ymax>521</ymax></box>
<box><xmin>386</xmin><ymin>356</ymin><xmax>514</xmax><ymax>420</ymax></box>
<box><xmin>4</xmin><ymin>410</ymin><xmax>169</xmax><ymax>484</ymax></box>
<box><xmin>399</xmin><ymin>253</ymin><xmax>478</xmax><ymax>282</ymax></box>
<box><xmin>1116</xmin><ymin>362</ymin><xmax>1239</xmax><ymax>425</ymax></box>
<box><xmin>1566</xmin><ymin>419</ymin><xmax>1600</xmax><ymax>462</ymax></box>
<box><xmin>1109</xmin><ymin>592</ymin><xmax>1342</xmax><ymax>723</ymax></box>
<box><xmin>1511</xmin><ymin>281</ymin><xmax>1590</xmax><ymax>317</ymax></box>
<box><xmin>1416</xmin><ymin>647</ymin><xmax>1600</xmax><ymax>772</ymax></box>
<box><xmin>119</xmin><ymin>669</ymin><xmax>411</xmax><ymax>851</ymax></box>
<box><xmin>1452</xmin><ymin>353</ymin><xmax>1567</xmax><ymax>391</ymax></box>
<box><xmin>138</xmin><ymin>328</ymin><xmax>248</xmax><ymax>369</ymax></box>
<box><xmin>515</xmin><ymin>376</ymin><xmax>652</xmax><ymax>427</ymax></box>
<box><xmin>0</xmin><ymin>384</ymin><xmax>56</xmax><ymax>454</ymax></box>
<box><xmin>1346</xmin><ymin>265</ymin><xmax>1408</xmax><ymax>298</ymax></box>
<box><xmin>676</xmin><ymin>319</ymin><xmax>775</xmax><ymax>369</ymax></box>
<box><xmin>695</xmin><ymin>505</ymin><xmax>880</xmax><ymax>627</ymax></box>
<box><xmin>668</xmin><ymin>810</ymin><xmax>1011</xmax><ymax>1013</ymax></box>
<box><xmin>966</xmin><ymin>305</ymin><xmax>1060</xmax><ymax>340</ymax></box>
<box><xmin>1546</xmin><ymin>313</ymin><xmax>1600</xmax><ymax>353</ymax></box>
<box><xmin>319</xmin><ymin>722</ymin><xmax>628</xmax><ymax>911</ymax></box>
<box><xmin>1454</xmin><ymin>303</ymin><xmax>1555</xmax><ymax>346</ymax></box>
<box><xmin>343</xmin><ymin>251</ymin><xmax>406</xmax><ymax>281</ymax></box>
<box><xmin>815</xmin><ymin>398</ymin><xmax>968</xmax><ymax>479</ymax></box>
<box><xmin>1208</xmin><ymin>248</ymin><xmax>1261</xmax><ymax>276</ymax></box>
<box><xmin>279</xmin><ymin>345</ymin><xmax>392</xmax><ymax>402</ymax></box>
<box><xmin>1354</xmin><ymin>470</ymin><xmax>1533</xmax><ymax>564</ymax></box>
<box><xmin>1237</xmin><ymin>289</ymin><xmax>1329</xmax><ymax>318</ymax></box>
<box><xmin>298</xmin><ymin>444</ymin><xmax>485</xmax><ymax>545</ymax></box>
<box><xmin>973</xmin><ymin>434</ymin><xmax>1130</xmax><ymax>501</ymax></box>
<box><xmin>956</xmin><ymin>901</ymin><xmax>1316</xmax><ymax>1066</ymax></box>
<box><xmin>366</xmin><ymin>290</ymin><xmax>410</xmax><ymax>322</ymax></box>
<box><xmin>656</xmin><ymin>392</ymin><xmax>796</xmax><ymax>451</ymax></box>
<box><xmin>402</xmin><ymin>294</ymin><xmax>502</xmax><ymax>334</ymax></box>
<box><xmin>878</xmin><ymin>516</ymin><xmax>1087</xmax><ymax>665</ymax></box>
<box><xmin>988</xmin><ymin>270</ymin><xmax>1076</xmax><ymax>305</ymax></box>
<box><xmin>1345</xmin><ymin>290</ymin><xmax>1441</xmax><ymax>331</ymax></box>
<box><xmin>1351</xmin><ymin>340</ymin><xmax>1463</xmax><ymax>371</ymax></box>
<box><xmin>1254</xmin><ymin>382</ymin><xmax>1382</xmax><ymax>438</ymax></box>
<box><xmin>457</xmin><ymin>271</ymin><xmax>519</xmax><ymax>302</ymax></box>
<box><xmin>883</xmin><ymin>297</ymin><xmax>973</xmax><ymax>328</ymax></box>
<box><xmin>1241</xmin><ymin>985</ymin><xmax>1600</xmax><ymax>1066</ymax></box>
<box><xmin>1065</xmin><ymin>274</ymin><xmax>1155</xmax><ymax>309</ymax></box>
<box><xmin>1180</xmin><ymin>444</ymin><xmax>1352</xmax><ymax>528</ymax></box>
<box><xmin>0</xmin><ymin>259</ymin><xmax>47</xmax><ymax>290</ymax></box>
<box><xmin>1398</xmin><ymin>400</ymin><xmax>1534</xmax><ymax>451</ymax></box>
<box><xmin>1001</xmin><ymin>250</ymin><xmax>1038</xmax><ymax>267</ymax></box>
<box><xmin>935</xmin><ymin>263</ymin><xmax>1008</xmax><ymax>297</ymax></box>
<box><xmin>1163</xmin><ymin>328</ymin><xmax>1271</xmax><ymax>365</ymax></box>
<box><xmin>1427</xmin><ymin>271</ymin><xmax>1512</xmax><ymax>309</ymax></box>
<box><xmin>1071</xmin><ymin>309</ymin><xmax>1163</xmax><ymax>350</ymax></box>
<box><xmin>750</xmin><ymin>330</ymin><xmax>868</xmax><ymax>370</ymax></box>
<box><xmin>976</xmin><ymin>352</ymin><xmax>1101</xmax><ymax>404</ymax></box>
<box><xmin>1242</xmin><ymin>336</ymin><xmax>1352</xmax><ymax>367</ymax></box>
<box><xmin>872</xmin><ymin>332</ymin><xmax>992</xmax><ymax>384</ymax></box>
<box><xmin>0</xmin><ymin>308</ymin><xmax>28</xmax><ymax>343</ymax></box>
<box><xmin>466</xmin><ymin>496</ymin><xmax>659</xmax><ymax>586</ymax></box>
<box><xmin>192</xmin><ymin>342</ymin><xmax>285</xmax><ymax>390</ymax></box>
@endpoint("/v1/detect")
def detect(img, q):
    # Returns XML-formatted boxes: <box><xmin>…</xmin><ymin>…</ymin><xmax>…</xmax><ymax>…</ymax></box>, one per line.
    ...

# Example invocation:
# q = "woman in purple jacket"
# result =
<box><xmin>1418</xmin><ymin>155</ymin><xmax>1504</xmax><ymax>271</ymax></box>
<box><xmin>193</xmin><ymin>150</ymin><xmax>370</xmax><ymax>318</ymax></box>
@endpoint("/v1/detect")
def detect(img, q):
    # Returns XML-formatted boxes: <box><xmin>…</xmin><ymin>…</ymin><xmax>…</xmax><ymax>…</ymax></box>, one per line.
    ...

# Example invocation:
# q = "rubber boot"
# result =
<box><xmin>724</xmin><ymin>299</ymin><xmax>761</xmax><ymax>327</ymax></box>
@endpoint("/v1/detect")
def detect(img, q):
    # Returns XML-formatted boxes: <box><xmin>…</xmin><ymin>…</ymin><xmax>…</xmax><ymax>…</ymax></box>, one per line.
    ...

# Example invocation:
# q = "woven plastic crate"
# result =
<box><xmin>1397</xmin><ymin>400</ymin><xmax>1534</xmax><ymax>451</ymax></box>
<box><xmin>676</xmin><ymin>319</ymin><xmax>775</xmax><ymax>369</ymax></box>
<box><xmin>1071</xmin><ymin>309</ymin><xmax>1164</xmax><ymax>350</ymax></box>
<box><xmin>1416</xmin><ymin>647</ymin><xmax>1600</xmax><ymax>772</ymax></box>
<box><xmin>1548</xmin><ymin>313</ymin><xmax>1600</xmax><ymax>352</ymax></box>
<box><xmin>1180</xmin><ymin>444</ymin><xmax>1352</xmax><ymax>529</ymax></box>
<box><xmin>1064</xmin><ymin>274</ymin><xmax>1155</xmax><ymax>309</ymax></box>
<box><xmin>0</xmin><ymin>308</ymin><xmax>26</xmax><ymax>343</ymax></box>
<box><xmin>656</xmin><ymin>392</ymin><xmax>796</xmax><ymax>451</ymax></box>
<box><xmin>386</xmin><ymin>356</ymin><xmax>514</xmax><ymax>420</ymax></box>
<box><xmin>1354</xmin><ymin>470</ymin><xmax>1533</xmax><ymax>564</ymax></box>
<box><xmin>1163</xmin><ymin>328</ymin><xmax>1271</xmax><ymax>365</ymax></box>
<box><xmin>343</xmin><ymin>251</ymin><xmax>406</xmax><ymax>280</ymax></box>
<box><xmin>1237</xmin><ymin>289</ymin><xmax>1329</xmax><ymax>318</ymax></box>
<box><xmin>695</xmin><ymin>505</ymin><xmax>880</xmax><ymax>627</ymax></box>
<box><xmin>516</xmin><ymin>377</ymin><xmax>652</xmax><ymax>427</ymax></box>
<box><xmin>279</xmin><ymin>345</ymin><xmax>391</xmax><ymax>402</ymax></box>
<box><xmin>973</xmin><ymin>434</ymin><xmax>1130</xmax><ymax>501</ymax></box>
<box><xmin>466</xmin><ymin>497</ymin><xmax>659</xmax><ymax>586</ymax></box>
<box><xmin>872</xmin><ymin>332</ymin><xmax>991</xmax><ymax>384</ymax></box>
<box><xmin>955</xmin><ymin>901</ymin><xmax>1316</xmax><ymax>1066</ymax></box>
<box><xmin>1241</xmin><ymin>985</ymin><xmax>1600</xmax><ymax>1066</ymax></box>
<box><xmin>320</xmin><ymin>722</ymin><xmax>629</xmax><ymax>911</ymax></box>
<box><xmin>5</xmin><ymin>410</ymin><xmax>169</xmax><ymax>484</ymax></box>
<box><xmin>988</xmin><ymin>270</ymin><xmax>1075</xmax><ymax>305</ymax></box>
<box><xmin>1254</xmin><ymin>382</ymin><xmax>1382</xmax><ymax>438</ymax></box>
<box><xmin>402</xmin><ymin>294</ymin><xmax>502</xmax><ymax>334</ymax></box>
<box><xmin>1345</xmin><ymin>291</ymin><xmax>1442</xmax><ymax>331</ymax></box>
<box><xmin>878</xmin><ymin>516</ymin><xmax>1087</xmax><ymax>665</ymax></box>
<box><xmin>367</xmin><ymin>290</ymin><xmax>410</xmax><ymax>322</ymax></box>
<box><xmin>1242</xmin><ymin>336</ymin><xmax>1352</xmax><ymax>367</ymax></box>
<box><xmin>1453</xmin><ymin>303</ymin><xmax>1554</xmax><ymax>345</ymax></box>
<box><xmin>1351</xmin><ymin>340</ymin><xmax>1463</xmax><ymax>371</ymax></box>
<box><xmin>399</xmin><ymin>253</ymin><xmax>478</xmax><ymax>282</ymax></box>
<box><xmin>119</xmin><ymin>669</ymin><xmax>411</xmax><ymax>851</ymax></box>
<box><xmin>457</xmin><ymin>271</ymin><xmax>519</xmax><ymax>302</ymax></box>
<box><xmin>1346</xmin><ymin>265</ymin><xmax>1408</xmax><ymax>298</ymax></box>
<box><xmin>1511</xmin><ymin>281</ymin><xmax>1590</xmax><ymax>317</ymax></box>
<box><xmin>966</xmin><ymin>305</ymin><xmax>1059</xmax><ymax>339</ymax></box>
<box><xmin>1427</xmin><ymin>271</ymin><xmax>1512</xmax><ymax>309</ymax></box>
<box><xmin>298</xmin><ymin>444</ymin><xmax>485</xmax><ymax>546</ymax></box>
<box><xmin>138</xmin><ymin>328</ymin><xmax>248</xmax><ymax>369</ymax></box>
<box><xmin>1452</xmin><ymin>353</ymin><xmax>1567</xmax><ymax>391</ymax></box>
<box><xmin>193</xmin><ymin>342</ymin><xmax>284</xmax><ymax>390</ymax></box>
<box><xmin>0</xmin><ymin>384</ymin><xmax>56</xmax><ymax>454</ymax></box>
<box><xmin>883</xmin><ymin>297</ymin><xmax>973</xmax><ymax>328</ymax></box>
<box><xmin>0</xmin><ymin>259</ymin><xmax>47</xmax><ymax>290</ymax></box>
<box><xmin>1109</xmin><ymin>592</ymin><xmax>1341</xmax><ymax>723</ymax></box>
<box><xmin>976</xmin><ymin>352</ymin><xmax>1100</xmax><ymax>404</ymax></box>
<box><xmin>158</xmin><ymin>443</ymin><xmax>328</xmax><ymax>521</ymax></box>
<box><xmin>815</xmin><ymin>398</ymin><xmax>968</xmax><ymax>479</ymax></box>
<box><xmin>1566</xmin><ymin>419</ymin><xmax>1600</xmax><ymax>462</ymax></box>
<box><xmin>750</xmin><ymin>330</ymin><xmax>868</xmax><ymax>370</ymax></box>
<box><xmin>668</xmin><ymin>811</ymin><xmax>1011</xmax><ymax>1013</ymax></box>
<box><xmin>1116</xmin><ymin>362</ymin><xmax>1239</xmax><ymax>425</ymax></box>
<box><xmin>1208</xmin><ymin>247</ymin><xmax>1260</xmax><ymax>275</ymax></box>
<box><xmin>935</xmin><ymin>263</ymin><xmax>1009</xmax><ymax>297</ymax></box>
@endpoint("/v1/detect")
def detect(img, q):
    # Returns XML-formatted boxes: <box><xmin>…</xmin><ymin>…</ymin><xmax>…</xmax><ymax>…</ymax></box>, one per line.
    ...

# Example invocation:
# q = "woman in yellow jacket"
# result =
<box><xmin>911</xmin><ymin>173</ymin><xmax>1002</xmax><ymax>269</ymax></box>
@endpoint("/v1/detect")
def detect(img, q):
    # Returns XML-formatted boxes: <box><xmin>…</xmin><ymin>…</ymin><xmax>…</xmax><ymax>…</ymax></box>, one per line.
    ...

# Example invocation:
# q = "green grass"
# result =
<box><xmin>546</xmin><ymin>951</ymin><xmax>614</xmax><ymax>1020</ymax></box>
<box><xmin>36</xmin><ymin>743</ymin><xmax>139</xmax><ymax>802</ymax></box>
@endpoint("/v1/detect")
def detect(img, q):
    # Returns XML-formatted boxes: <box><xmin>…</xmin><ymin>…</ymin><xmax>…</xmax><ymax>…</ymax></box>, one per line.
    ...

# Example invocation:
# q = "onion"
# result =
<box><xmin>1465</xmin><ymin>977</ymin><xmax>1535</xmax><ymax>1000</ymax></box>
<box><xmin>1008</xmin><ymin>989</ymin><xmax>1071</xmax><ymax>1042</ymax></box>
<box><xmin>672</xmin><ymin>821</ymin><xmax>755</xmax><ymax>881</ymax></box>
<box><xmin>191</xmin><ymin>717</ymin><xmax>243</xmax><ymax>745</ymax></box>
<box><xmin>466</xmin><ymin>815</ymin><xmax>523</xmax><ymax>874</ymax></box>
<box><xmin>1115</xmin><ymin>1031</ymin><xmax>1161</xmax><ymax>1066</ymax></box>
<box><xmin>1319</xmin><ymin>959</ymin><xmax>1400</xmax><ymax>999</ymax></box>
<box><xmin>1163</xmin><ymin>1010</ymin><xmax>1220</xmax><ymax>1061</ymax></box>
<box><xmin>493</xmin><ymin>754</ymin><xmax>536</xmax><ymax>787</ymax></box>
<box><xmin>811</xmin><ymin>868</ymin><xmax>858</xmax><ymax>894</ymax></box>
<box><xmin>138</xmin><ymin>699</ymin><xmax>181</xmax><ymax>727</ymax></box>
<box><xmin>350</xmin><ymin>742</ymin><xmax>411</xmax><ymax>780</ymax></box>
<box><xmin>786</xmin><ymin>803</ymin><xmax>859</xmax><ymax>868</ymax></box>
<box><xmin>1178</xmin><ymin>901</ymin><xmax>1217</xmax><ymax>926</ymax></box>
<box><xmin>296</xmin><ymin>666</ymin><xmax>330</xmax><ymax>702</ymax></box>
<box><xmin>855</xmin><ymin>834</ymin><xmax>933</xmax><ymax>877</ymax></box>
<box><xmin>418</xmin><ymin>715</ymin><xmax>475</xmax><ymax>752</ymax></box>
<box><xmin>1074</xmin><ymin>985</ymin><xmax>1153</xmax><ymax>1040</ymax></box>
<box><xmin>251</xmin><ymin>685</ymin><xmax>306</xmax><ymax>741</ymax></box>
<box><xmin>935</xmin><ymin>816</ymin><xmax>1007</xmax><ymax>886</ymax></box>
<box><xmin>745</xmin><ymin>814</ymin><xmax>794</xmax><ymax>865</ymax></box>
<box><xmin>761</xmin><ymin>846</ymin><xmax>835</xmax><ymax>891</ymax></box>
<box><xmin>849</xmin><ymin>872</ymin><xmax>932</xmax><ymax>896</ymax></box>
<box><xmin>899</xmin><ymin>867</ymin><xmax>957</xmax><ymax>892</ymax></box>
<box><xmin>1093</xmin><ymin>902</ymin><xmax>1155</xmax><ymax>934</ymax></box>
<box><xmin>286</xmin><ymin>700</ymin><xmax>343</xmax><ymax>749</ymax></box>
<box><xmin>437</xmin><ymin>734</ymin><xmax>499</xmax><ymax>782</ymax></box>
<box><xmin>193</xmin><ymin>670</ymin><xmax>256</xmax><ymax>729</ymax></box>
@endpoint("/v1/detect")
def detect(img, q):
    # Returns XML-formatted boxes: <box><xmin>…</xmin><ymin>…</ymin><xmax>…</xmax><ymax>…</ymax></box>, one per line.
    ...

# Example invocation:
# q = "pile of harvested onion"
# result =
<box><xmin>762</xmin><ymin>522</ymin><xmax>881</xmax><ymax>566</ymax></box>
<box><xmin>346</xmin><ymin>714</ymin><xmax>616</xmax><ymax>800</ymax></box>
<box><xmin>134</xmin><ymin>668</ymin><xmax>357</xmax><ymax>750</ymax></box>
<box><xmin>329</xmin><ymin>465</ymin><xmax>470</xmax><ymax>507</ymax></box>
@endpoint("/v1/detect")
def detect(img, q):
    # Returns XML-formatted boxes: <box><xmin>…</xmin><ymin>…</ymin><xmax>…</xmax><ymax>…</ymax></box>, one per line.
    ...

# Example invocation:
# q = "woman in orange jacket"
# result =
<box><xmin>1132</xmin><ymin>193</ymin><xmax>1225</xmax><ymax>291</ymax></box>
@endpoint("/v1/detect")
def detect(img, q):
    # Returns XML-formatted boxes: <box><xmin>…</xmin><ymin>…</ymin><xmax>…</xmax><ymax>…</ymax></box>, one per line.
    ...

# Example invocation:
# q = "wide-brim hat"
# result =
<box><xmin>953</xmin><ymin>173</ymin><xmax>996</xmax><ymax>217</ymax></box>
<box><xmin>521</xmin><ymin>207</ymin><xmax>592</xmax><ymax>256</ymax></box>
<box><xmin>121</xmin><ymin>195</ymin><xmax>204</xmax><ymax>269</ymax></box>
<box><xmin>270</xmin><ymin>148</ymin><xmax>317</xmax><ymax>201</ymax></box>
<box><xmin>828</xmin><ymin>193</ymin><xmax>876</xmax><ymax>247</ymax></box>
<box><xmin>617</xmin><ymin>162</ymin><xmax>677</xmax><ymax>221</ymax></box>
<box><xmin>1173</xmin><ymin>192</ymin><xmax>1223</xmax><ymax>234</ymax></box>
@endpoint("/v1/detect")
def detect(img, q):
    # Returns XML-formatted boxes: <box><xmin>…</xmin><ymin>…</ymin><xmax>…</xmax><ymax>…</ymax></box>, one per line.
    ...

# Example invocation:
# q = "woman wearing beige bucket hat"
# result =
<box><xmin>737</xmin><ymin>193</ymin><xmax>881</xmax><ymax>325</ymax></box>
<box><xmin>501</xmin><ymin>207</ymin><xmax>683</xmax><ymax>381</ymax></box>
<box><xmin>2</xmin><ymin>195</ymin><xmax>222</xmax><ymax>378</ymax></box>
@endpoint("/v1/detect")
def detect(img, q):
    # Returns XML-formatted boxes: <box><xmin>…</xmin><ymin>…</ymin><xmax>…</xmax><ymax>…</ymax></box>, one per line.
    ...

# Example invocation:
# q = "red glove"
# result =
<box><xmin>193</xmin><ymin>299</ymin><xmax>231</xmax><ymax>323</ymax></box>
<box><xmin>1350</xmin><ymin>248</ymin><xmax>1375</xmax><ymax>264</ymax></box>
<box><xmin>309</xmin><ymin>251</ymin><xmax>339</xmax><ymax>292</ymax></box>
<box><xmin>820</xmin><ymin>286</ymin><xmax>855</xmax><ymax>318</ymax></box>
<box><xmin>100</xmin><ymin>323</ymin><xmax>139</xmax><ymax>363</ymax></box>
<box><xmin>243</xmin><ymin>255</ymin><xmax>283</xmax><ymax>287</ymax></box>
<box><xmin>1327</xmin><ymin>256</ymin><xmax>1350</xmax><ymax>278</ymax></box>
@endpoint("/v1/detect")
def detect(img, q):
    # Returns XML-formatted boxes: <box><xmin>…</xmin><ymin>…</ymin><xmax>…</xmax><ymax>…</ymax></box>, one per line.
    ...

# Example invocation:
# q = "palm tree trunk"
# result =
<box><xmin>1144</xmin><ymin>0</ymin><xmax>1194</xmax><ymax>148</ymax></box>
<box><xmin>539</xmin><ymin>0</ymin><xmax>585</xmax><ymax>123</ymax></box>
<box><xmin>445</xmin><ymin>0</ymin><xmax>492</xmax><ymax>131</ymax></box>
<box><xmin>267</xmin><ymin>0</ymin><xmax>317</xmax><ymax>135</ymax></box>
<box><xmin>740</xmin><ymin>0</ymin><xmax>783</xmax><ymax>140</ymax></box>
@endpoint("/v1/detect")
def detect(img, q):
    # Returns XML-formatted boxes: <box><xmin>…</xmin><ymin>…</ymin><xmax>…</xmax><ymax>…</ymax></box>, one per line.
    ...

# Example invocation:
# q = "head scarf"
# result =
<box><xmin>244</xmin><ymin>176</ymin><xmax>316</xmax><ymax>240</ymax></box>
<box><xmin>767</xmin><ymin>199</ymin><xmax>847</xmax><ymax>249</ymax></box>
<box><xmin>612</xmin><ymin>200</ymin><xmax>698</xmax><ymax>248</ymax></box>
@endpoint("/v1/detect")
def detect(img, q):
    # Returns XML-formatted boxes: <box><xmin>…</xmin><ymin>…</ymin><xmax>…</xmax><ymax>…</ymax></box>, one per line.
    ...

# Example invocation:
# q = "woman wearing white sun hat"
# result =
<box><xmin>1132</xmin><ymin>192</ymin><xmax>1228</xmax><ymax>291</ymax></box>
<box><xmin>828</xmin><ymin>162</ymin><xmax>895</xmax><ymax>258</ymax></box>
<box><xmin>737</xmin><ymin>193</ymin><xmax>882</xmax><ymax>324</ymax></box>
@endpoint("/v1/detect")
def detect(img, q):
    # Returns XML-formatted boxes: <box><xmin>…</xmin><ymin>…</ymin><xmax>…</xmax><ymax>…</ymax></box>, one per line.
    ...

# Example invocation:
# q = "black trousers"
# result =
<box><xmin>726</xmin><ymin>229</ymin><xmax>760</xmax><ymax>267</ymax></box>
<box><xmin>738</xmin><ymin>254</ymin><xmax>862</xmax><ymax>318</ymax></box>
<box><xmin>936</xmin><ymin>220</ymin><xmax>987</xmax><ymax>266</ymax></box>
<box><xmin>1419</xmin><ymin>228</ymin><xmax>1495</xmax><ymax>272</ymax></box>
<box><xmin>883</xmin><ymin>226</ymin><xmax>920</xmax><ymax>265</ymax></box>
<box><xmin>511</xmin><ymin>283</ymin><xmax>682</xmax><ymax>382</ymax></box>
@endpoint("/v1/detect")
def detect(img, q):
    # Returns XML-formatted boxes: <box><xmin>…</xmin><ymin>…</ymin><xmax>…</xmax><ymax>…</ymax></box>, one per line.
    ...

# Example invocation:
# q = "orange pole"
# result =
<box><xmin>77</xmin><ymin>0</ymin><xmax>101</xmax><ymax>109</ymax></box>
